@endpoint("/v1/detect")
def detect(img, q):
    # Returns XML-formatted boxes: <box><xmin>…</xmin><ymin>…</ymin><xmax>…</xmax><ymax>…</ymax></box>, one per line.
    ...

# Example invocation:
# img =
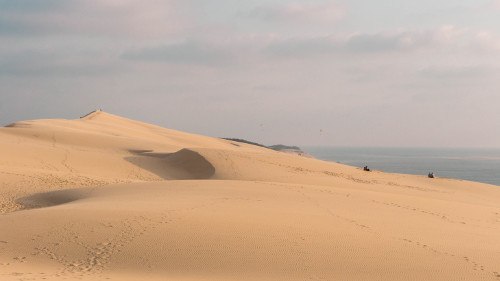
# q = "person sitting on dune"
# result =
<box><xmin>428</xmin><ymin>172</ymin><xmax>434</xmax><ymax>178</ymax></box>
<box><xmin>363</xmin><ymin>166</ymin><xmax>370</xmax><ymax>171</ymax></box>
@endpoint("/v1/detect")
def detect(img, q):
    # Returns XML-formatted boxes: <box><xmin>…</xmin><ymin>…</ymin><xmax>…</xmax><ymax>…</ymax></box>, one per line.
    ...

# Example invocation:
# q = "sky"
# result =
<box><xmin>1</xmin><ymin>0</ymin><xmax>500</xmax><ymax>147</ymax></box>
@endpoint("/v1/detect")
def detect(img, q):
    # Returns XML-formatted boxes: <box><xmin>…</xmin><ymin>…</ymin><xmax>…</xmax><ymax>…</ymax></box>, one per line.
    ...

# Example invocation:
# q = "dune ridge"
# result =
<box><xmin>1</xmin><ymin>112</ymin><xmax>500</xmax><ymax>281</ymax></box>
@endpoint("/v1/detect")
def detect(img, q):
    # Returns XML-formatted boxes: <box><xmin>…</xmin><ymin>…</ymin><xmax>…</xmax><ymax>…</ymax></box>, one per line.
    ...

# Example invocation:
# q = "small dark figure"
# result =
<box><xmin>428</xmin><ymin>172</ymin><xmax>434</xmax><ymax>178</ymax></box>
<box><xmin>363</xmin><ymin>166</ymin><xmax>370</xmax><ymax>172</ymax></box>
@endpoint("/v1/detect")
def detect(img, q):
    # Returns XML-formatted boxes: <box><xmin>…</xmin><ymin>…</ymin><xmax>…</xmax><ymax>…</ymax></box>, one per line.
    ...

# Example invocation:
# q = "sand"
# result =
<box><xmin>1</xmin><ymin>111</ymin><xmax>499</xmax><ymax>281</ymax></box>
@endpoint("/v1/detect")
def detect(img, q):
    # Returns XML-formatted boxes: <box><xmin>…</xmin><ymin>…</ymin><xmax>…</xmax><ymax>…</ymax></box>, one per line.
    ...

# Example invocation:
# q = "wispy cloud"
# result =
<box><xmin>0</xmin><ymin>48</ymin><xmax>121</xmax><ymax>76</ymax></box>
<box><xmin>121</xmin><ymin>41</ymin><xmax>231</xmax><ymax>66</ymax></box>
<box><xmin>0</xmin><ymin>0</ymin><xmax>189</xmax><ymax>38</ymax></box>
<box><xmin>474</xmin><ymin>30</ymin><xmax>500</xmax><ymax>51</ymax></box>
<box><xmin>249</xmin><ymin>1</ymin><xmax>346</xmax><ymax>24</ymax></box>
<box><xmin>263</xmin><ymin>25</ymin><xmax>483</xmax><ymax>58</ymax></box>
<box><xmin>2</xmin><ymin>1</ymin><xmax>500</xmax><ymax>146</ymax></box>
<box><xmin>418</xmin><ymin>65</ymin><xmax>498</xmax><ymax>81</ymax></box>
<box><xmin>486</xmin><ymin>0</ymin><xmax>500</xmax><ymax>9</ymax></box>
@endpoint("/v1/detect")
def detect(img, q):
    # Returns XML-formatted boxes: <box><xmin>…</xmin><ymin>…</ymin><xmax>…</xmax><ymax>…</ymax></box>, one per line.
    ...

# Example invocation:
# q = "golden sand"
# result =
<box><xmin>1</xmin><ymin>111</ymin><xmax>499</xmax><ymax>280</ymax></box>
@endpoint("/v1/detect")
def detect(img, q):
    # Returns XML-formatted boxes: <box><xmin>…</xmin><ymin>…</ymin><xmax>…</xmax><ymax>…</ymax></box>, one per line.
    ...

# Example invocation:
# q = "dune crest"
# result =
<box><xmin>1</xmin><ymin>112</ymin><xmax>500</xmax><ymax>281</ymax></box>
<box><xmin>127</xmin><ymin>148</ymin><xmax>216</xmax><ymax>180</ymax></box>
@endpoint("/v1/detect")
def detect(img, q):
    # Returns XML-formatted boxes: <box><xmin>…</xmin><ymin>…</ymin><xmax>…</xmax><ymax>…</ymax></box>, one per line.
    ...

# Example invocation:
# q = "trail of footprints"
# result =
<box><xmin>5</xmin><ymin>181</ymin><xmax>500</xmax><ymax>280</ymax></box>
<box><xmin>400</xmin><ymin>238</ymin><xmax>456</xmax><ymax>257</ymax></box>
<box><xmin>52</xmin><ymin>134</ymin><xmax>75</xmax><ymax>174</ymax></box>
<box><xmin>280</xmin><ymin>184</ymin><xmax>371</xmax><ymax>231</ymax></box>
<box><xmin>494</xmin><ymin>212</ymin><xmax>500</xmax><ymax>223</ymax></box>
<box><xmin>16</xmin><ymin>198</ymin><xmax>225</xmax><ymax>280</ymax></box>
<box><xmin>24</xmin><ymin>212</ymin><xmax>179</xmax><ymax>280</ymax></box>
<box><xmin>401</xmin><ymin>237</ymin><xmax>480</xmax><ymax>272</ymax></box>
<box><xmin>399</xmin><ymin>238</ymin><xmax>500</xmax><ymax>279</ymax></box>
<box><xmin>322</xmin><ymin>170</ymin><xmax>378</xmax><ymax>184</ymax></box>
<box><xmin>280</xmin><ymin>184</ymin><xmax>500</xmax><ymax>280</ymax></box>
<box><xmin>370</xmin><ymin>201</ymin><xmax>500</xmax><ymax>278</ymax></box>
<box><xmin>372</xmin><ymin>200</ymin><xmax>467</xmax><ymax>225</ymax></box>
<box><xmin>60</xmin><ymin>149</ymin><xmax>75</xmax><ymax>173</ymax></box>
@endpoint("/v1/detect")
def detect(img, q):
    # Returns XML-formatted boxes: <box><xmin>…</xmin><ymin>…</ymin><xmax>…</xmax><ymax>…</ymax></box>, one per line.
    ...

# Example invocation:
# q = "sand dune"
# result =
<box><xmin>1</xmin><ymin>111</ymin><xmax>500</xmax><ymax>280</ymax></box>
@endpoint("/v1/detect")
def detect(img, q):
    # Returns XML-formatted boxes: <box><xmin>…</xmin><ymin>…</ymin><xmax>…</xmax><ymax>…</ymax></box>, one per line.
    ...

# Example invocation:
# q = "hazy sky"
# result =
<box><xmin>1</xmin><ymin>0</ymin><xmax>500</xmax><ymax>147</ymax></box>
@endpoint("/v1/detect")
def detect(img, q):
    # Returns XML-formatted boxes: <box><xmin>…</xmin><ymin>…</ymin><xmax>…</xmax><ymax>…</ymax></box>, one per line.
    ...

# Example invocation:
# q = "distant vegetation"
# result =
<box><xmin>222</xmin><ymin>138</ymin><xmax>303</xmax><ymax>153</ymax></box>
<box><xmin>222</xmin><ymin>138</ymin><xmax>267</xmax><ymax>148</ymax></box>
<box><xmin>268</xmin><ymin>144</ymin><xmax>301</xmax><ymax>151</ymax></box>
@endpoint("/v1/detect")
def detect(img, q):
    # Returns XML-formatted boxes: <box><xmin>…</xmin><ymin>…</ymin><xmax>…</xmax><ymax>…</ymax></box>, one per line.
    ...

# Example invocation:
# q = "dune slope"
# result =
<box><xmin>1</xmin><ymin>111</ymin><xmax>500</xmax><ymax>281</ymax></box>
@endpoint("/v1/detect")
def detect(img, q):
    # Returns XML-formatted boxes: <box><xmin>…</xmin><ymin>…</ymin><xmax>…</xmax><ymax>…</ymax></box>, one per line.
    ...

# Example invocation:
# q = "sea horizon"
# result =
<box><xmin>303</xmin><ymin>146</ymin><xmax>500</xmax><ymax>186</ymax></box>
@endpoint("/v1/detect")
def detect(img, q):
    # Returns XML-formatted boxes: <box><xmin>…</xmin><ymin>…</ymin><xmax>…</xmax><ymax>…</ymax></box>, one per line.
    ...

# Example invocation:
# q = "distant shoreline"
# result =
<box><xmin>222</xmin><ymin>138</ymin><xmax>313</xmax><ymax>157</ymax></box>
<box><xmin>303</xmin><ymin>146</ymin><xmax>500</xmax><ymax>186</ymax></box>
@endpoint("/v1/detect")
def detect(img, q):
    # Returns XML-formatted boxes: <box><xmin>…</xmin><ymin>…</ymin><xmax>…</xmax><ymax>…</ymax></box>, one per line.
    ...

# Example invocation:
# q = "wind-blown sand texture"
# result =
<box><xmin>1</xmin><ymin>111</ymin><xmax>500</xmax><ymax>281</ymax></box>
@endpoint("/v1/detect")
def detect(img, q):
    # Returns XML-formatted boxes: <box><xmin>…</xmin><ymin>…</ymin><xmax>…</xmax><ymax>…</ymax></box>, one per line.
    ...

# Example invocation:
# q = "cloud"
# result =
<box><xmin>0</xmin><ymin>0</ymin><xmax>189</xmax><ymax>38</ymax></box>
<box><xmin>121</xmin><ymin>41</ymin><xmax>231</xmax><ymax>66</ymax></box>
<box><xmin>250</xmin><ymin>1</ymin><xmax>346</xmax><ymax>24</ymax></box>
<box><xmin>485</xmin><ymin>0</ymin><xmax>500</xmax><ymax>10</ymax></box>
<box><xmin>263</xmin><ymin>32</ymin><xmax>414</xmax><ymax>58</ymax></box>
<box><xmin>263</xmin><ymin>25</ymin><xmax>475</xmax><ymax>58</ymax></box>
<box><xmin>472</xmin><ymin>0</ymin><xmax>500</xmax><ymax>15</ymax></box>
<box><xmin>0</xmin><ymin>49</ymin><xmax>121</xmax><ymax>77</ymax></box>
<box><xmin>418</xmin><ymin>65</ymin><xmax>498</xmax><ymax>80</ymax></box>
<box><xmin>264</xmin><ymin>36</ymin><xmax>335</xmax><ymax>58</ymax></box>
<box><xmin>474</xmin><ymin>30</ymin><xmax>500</xmax><ymax>51</ymax></box>
<box><xmin>347</xmin><ymin>26</ymin><xmax>465</xmax><ymax>52</ymax></box>
<box><xmin>345</xmin><ymin>33</ymin><xmax>406</xmax><ymax>52</ymax></box>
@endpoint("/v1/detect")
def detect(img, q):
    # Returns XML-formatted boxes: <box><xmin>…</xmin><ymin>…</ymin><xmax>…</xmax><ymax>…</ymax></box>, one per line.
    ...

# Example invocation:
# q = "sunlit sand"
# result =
<box><xmin>1</xmin><ymin>111</ymin><xmax>499</xmax><ymax>280</ymax></box>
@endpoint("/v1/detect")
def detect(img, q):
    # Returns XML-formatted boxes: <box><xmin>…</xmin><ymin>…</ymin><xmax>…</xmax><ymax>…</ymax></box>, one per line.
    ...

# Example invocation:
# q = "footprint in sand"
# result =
<box><xmin>13</xmin><ymin>256</ymin><xmax>27</xmax><ymax>263</ymax></box>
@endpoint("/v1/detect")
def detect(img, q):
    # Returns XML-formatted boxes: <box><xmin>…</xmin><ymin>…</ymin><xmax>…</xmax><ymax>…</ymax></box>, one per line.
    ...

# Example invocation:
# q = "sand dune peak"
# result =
<box><xmin>1</xmin><ymin>112</ymin><xmax>499</xmax><ymax>281</ymax></box>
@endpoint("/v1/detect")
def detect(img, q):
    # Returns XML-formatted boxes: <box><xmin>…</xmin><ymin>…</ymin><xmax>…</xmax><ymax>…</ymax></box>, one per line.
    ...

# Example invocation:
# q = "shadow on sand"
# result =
<box><xmin>16</xmin><ymin>188</ymin><xmax>91</xmax><ymax>210</ymax></box>
<box><xmin>125</xmin><ymin>149</ymin><xmax>216</xmax><ymax>180</ymax></box>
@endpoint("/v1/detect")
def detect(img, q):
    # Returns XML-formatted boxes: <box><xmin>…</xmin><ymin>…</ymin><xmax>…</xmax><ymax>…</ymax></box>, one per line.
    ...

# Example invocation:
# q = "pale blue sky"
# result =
<box><xmin>1</xmin><ymin>0</ymin><xmax>500</xmax><ymax>147</ymax></box>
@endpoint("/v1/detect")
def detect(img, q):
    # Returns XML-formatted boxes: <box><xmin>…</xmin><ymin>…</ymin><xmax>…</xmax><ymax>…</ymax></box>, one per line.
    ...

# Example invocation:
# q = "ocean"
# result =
<box><xmin>303</xmin><ymin>147</ymin><xmax>500</xmax><ymax>186</ymax></box>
